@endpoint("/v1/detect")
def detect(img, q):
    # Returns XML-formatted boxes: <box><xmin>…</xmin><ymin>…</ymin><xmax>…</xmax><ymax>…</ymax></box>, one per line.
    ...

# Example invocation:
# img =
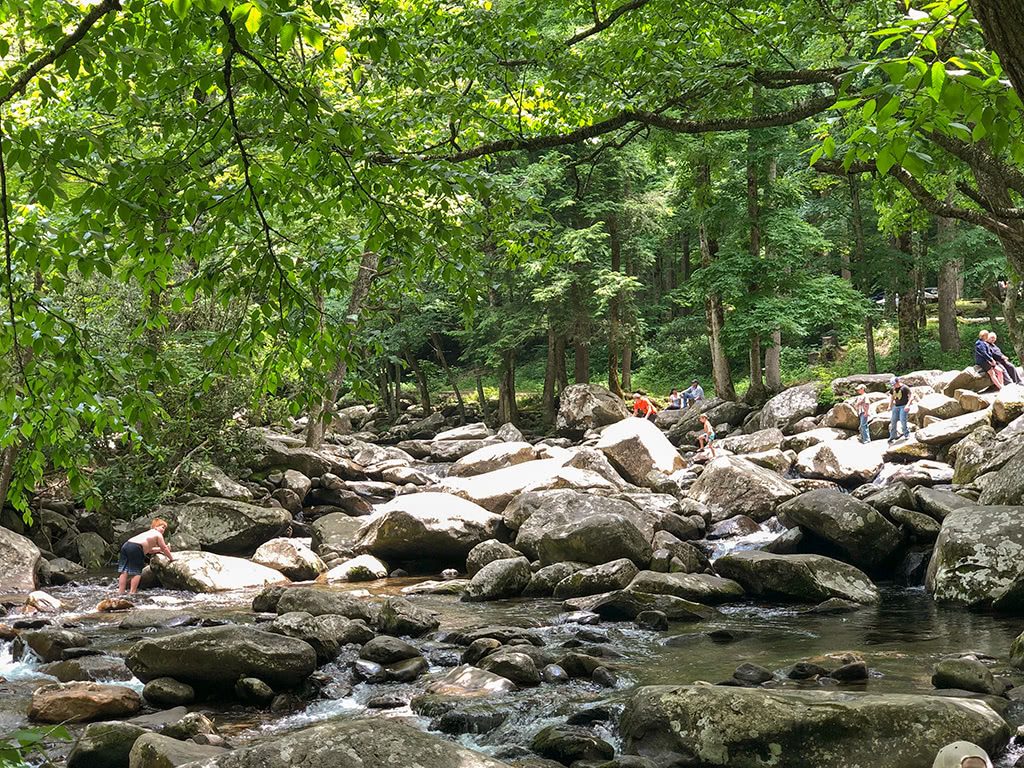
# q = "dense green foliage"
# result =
<box><xmin>1</xmin><ymin>0</ymin><xmax>1022</xmax><ymax>516</ymax></box>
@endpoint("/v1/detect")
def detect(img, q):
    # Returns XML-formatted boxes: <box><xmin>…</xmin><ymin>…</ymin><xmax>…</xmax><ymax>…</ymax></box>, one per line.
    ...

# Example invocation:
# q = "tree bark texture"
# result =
<box><xmin>403</xmin><ymin>347</ymin><xmax>430</xmax><ymax>414</ymax></box>
<box><xmin>895</xmin><ymin>234</ymin><xmax>923</xmax><ymax>370</ymax></box>
<box><xmin>765</xmin><ymin>329</ymin><xmax>782</xmax><ymax>391</ymax></box>
<box><xmin>698</xmin><ymin>161</ymin><xmax>736</xmax><ymax>401</ymax></box>
<box><xmin>543</xmin><ymin>326</ymin><xmax>558</xmax><ymax>425</ymax></box>
<box><xmin>497</xmin><ymin>350</ymin><xmax>518</xmax><ymax>425</ymax></box>
<box><xmin>1004</xmin><ymin>274</ymin><xmax>1024</xmax><ymax>362</ymax></box>
<box><xmin>606</xmin><ymin>214</ymin><xmax>623</xmax><ymax>397</ymax></box>
<box><xmin>970</xmin><ymin>0</ymin><xmax>1024</xmax><ymax>97</ymax></box>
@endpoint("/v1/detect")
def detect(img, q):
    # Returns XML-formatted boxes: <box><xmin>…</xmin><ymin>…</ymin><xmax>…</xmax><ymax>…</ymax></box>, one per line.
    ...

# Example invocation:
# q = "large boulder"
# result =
<box><xmin>915</xmin><ymin>408</ymin><xmax>992</xmax><ymax>445</ymax></box>
<box><xmin>0</xmin><ymin>527</ymin><xmax>41</xmax><ymax>593</ymax></box>
<box><xmin>777</xmin><ymin>489</ymin><xmax>902</xmax><ymax>570</ymax></box>
<box><xmin>941</xmin><ymin>367</ymin><xmax>991</xmax><ymax>398</ymax></box>
<box><xmin>128</xmin><ymin>732</ymin><xmax>226</xmax><ymax>768</ymax></box>
<box><xmin>794</xmin><ymin>441</ymin><xmax>885</xmax><ymax>484</ymax></box>
<box><xmin>977</xmin><ymin>445</ymin><xmax>1024</xmax><ymax>506</ymax></box>
<box><xmin>756</xmin><ymin>383</ymin><xmax>822</xmax><ymax>431</ymax></box>
<box><xmin>666</xmin><ymin>399</ymin><xmax>755</xmax><ymax>445</ymax></box>
<box><xmin>686</xmin><ymin>456</ymin><xmax>799</xmax><ymax>522</ymax></box>
<box><xmin>182</xmin><ymin>462</ymin><xmax>253</xmax><ymax>502</ymax></box>
<box><xmin>509</xmin><ymin>489</ymin><xmax>660</xmax><ymax>546</ymax></box>
<box><xmin>271</xmin><ymin>586</ymin><xmax>376</xmax><ymax>621</ymax></box>
<box><xmin>715</xmin><ymin>551</ymin><xmax>878</xmax><ymax>604</ymax></box>
<box><xmin>29</xmin><ymin>682</ymin><xmax>142</xmax><ymax>723</ymax></box>
<box><xmin>252</xmin><ymin>538</ymin><xmax>326</xmax><ymax>581</ymax></box>
<box><xmin>354</xmin><ymin>492</ymin><xmax>501</xmax><ymax>566</ymax></box>
<box><xmin>619</xmin><ymin>685</ymin><xmax>1010</xmax><ymax>768</ymax></box>
<box><xmin>267</xmin><ymin>612</ymin><xmax>374</xmax><ymax>662</ymax></box>
<box><xmin>173</xmin><ymin>498</ymin><xmax>291</xmax><ymax>555</ymax></box>
<box><xmin>67</xmin><ymin>721</ymin><xmax>147</xmax><ymax>768</ymax></box>
<box><xmin>169</xmin><ymin>717</ymin><xmax>511</xmax><ymax>768</ymax></box>
<box><xmin>463</xmin><ymin>556</ymin><xmax>532</xmax><ymax>601</ymax></box>
<box><xmin>556</xmin><ymin>384</ymin><xmax>630</xmax><ymax>437</ymax></box>
<box><xmin>310</xmin><ymin>513</ymin><xmax>364</xmax><ymax>559</ymax></box>
<box><xmin>125</xmin><ymin>625</ymin><xmax>316</xmax><ymax>687</ymax></box>
<box><xmin>529</xmin><ymin>512</ymin><xmax>652</xmax><ymax>567</ymax></box>
<box><xmin>595</xmin><ymin>417</ymin><xmax>684</xmax><ymax>485</ymax></box>
<box><xmin>565</xmin><ymin>590</ymin><xmax>719</xmax><ymax>622</ymax></box>
<box><xmin>447</xmin><ymin>442</ymin><xmax>539</xmax><ymax>478</ymax></box>
<box><xmin>914</xmin><ymin>393</ymin><xmax>965</xmax><ymax>421</ymax></box>
<box><xmin>552</xmin><ymin>559</ymin><xmax>640</xmax><ymax>598</ymax></box>
<box><xmin>377</xmin><ymin>597</ymin><xmax>440</xmax><ymax>637</ymax></box>
<box><xmin>716</xmin><ymin>428</ymin><xmax>784</xmax><ymax>455</ymax></box>
<box><xmin>926</xmin><ymin>505</ymin><xmax>1024</xmax><ymax>609</ymax></box>
<box><xmin>626</xmin><ymin>571</ymin><xmax>744</xmax><ymax>605</ymax></box>
<box><xmin>151</xmin><ymin>551</ymin><xmax>287</xmax><ymax>593</ymax></box>
<box><xmin>993</xmin><ymin>383</ymin><xmax>1024</xmax><ymax>423</ymax></box>
<box><xmin>441</xmin><ymin>459</ymin><xmax>566</xmax><ymax>512</ymax></box>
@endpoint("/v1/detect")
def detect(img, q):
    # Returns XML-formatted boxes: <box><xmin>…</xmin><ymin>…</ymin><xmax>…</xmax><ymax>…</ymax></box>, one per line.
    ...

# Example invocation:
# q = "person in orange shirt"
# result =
<box><xmin>632</xmin><ymin>391</ymin><xmax>657</xmax><ymax>422</ymax></box>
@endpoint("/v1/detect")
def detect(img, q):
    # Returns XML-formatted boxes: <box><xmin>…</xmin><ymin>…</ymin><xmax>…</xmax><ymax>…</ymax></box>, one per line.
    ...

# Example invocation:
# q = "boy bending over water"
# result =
<box><xmin>118</xmin><ymin>518</ymin><xmax>173</xmax><ymax>594</ymax></box>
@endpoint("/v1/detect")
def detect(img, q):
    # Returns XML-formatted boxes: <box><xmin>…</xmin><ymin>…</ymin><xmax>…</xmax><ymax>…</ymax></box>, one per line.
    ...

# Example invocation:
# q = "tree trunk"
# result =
<box><xmin>896</xmin><ymin>234</ymin><xmax>923</xmax><ymax>369</ymax></box>
<box><xmin>555</xmin><ymin>333</ymin><xmax>569</xmax><ymax>391</ymax></box>
<box><xmin>403</xmin><ymin>347</ymin><xmax>431</xmax><ymax>414</ymax></box>
<box><xmin>306</xmin><ymin>250</ymin><xmax>379</xmax><ymax>448</ymax></box>
<box><xmin>607</xmin><ymin>214</ymin><xmax>623</xmax><ymax>397</ymax></box>
<box><xmin>745</xmin><ymin>113</ymin><xmax>766</xmax><ymax>404</ymax></box>
<box><xmin>765</xmin><ymin>329</ymin><xmax>782</xmax><ymax>391</ymax></box>
<box><xmin>984</xmin><ymin>283</ymin><xmax>1002</xmax><ymax>327</ymax></box>
<box><xmin>476</xmin><ymin>375</ymin><xmax>491</xmax><ymax>425</ymax></box>
<box><xmin>746</xmin><ymin>334</ymin><xmax>766</xmax><ymax>403</ymax></box>
<box><xmin>574</xmin><ymin>339</ymin><xmax>589</xmax><ymax>384</ymax></box>
<box><xmin>1005</xmin><ymin>274</ymin><xmax>1024</xmax><ymax>362</ymax></box>
<box><xmin>429</xmin><ymin>332</ymin><xmax>466</xmax><ymax>424</ymax></box>
<box><xmin>698</xmin><ymin>160</ymin><xmax>736</xmax><ymax>400</ymax></box>
<box><xmin>865</xmin><ymin>316</ymin><xmax>878</xmax><ymax>374</ymax></box>
<box><xmin>970</xmin><ymin>0</ymin><xmax>1024</xmax><ymax>96</ymax></box>
<box><xmin>498</xmin><ymin>350</ymin><xmax>518</xmax><ymax>425</ymax></box>
<box><xmin>0</xmin><ymin>443</ymin><xmax>19</xmax><ymax>517</ymax></box>
<box><xmin>937</xmin><ymin>259</ymin><xmax>960</xmax><ymax>352</ymax></box>
<box><xmin>543</xmin><ymin>326</ymin><xmax>558</xmax><ymax>425</ymax></box>
<box><xmin>915</xmin><ymin>264</ymin><xmax>927</xmax><ymax>329</ymax></box>
<box><xmin>621</xmin><ymin>341</ymin><xmax>632</xmax><ymax>394</ymax></box>
<box><xmin>840</xmin><ymin>250</ymin><xmax>852</xmax><ymax>282</ymax></box>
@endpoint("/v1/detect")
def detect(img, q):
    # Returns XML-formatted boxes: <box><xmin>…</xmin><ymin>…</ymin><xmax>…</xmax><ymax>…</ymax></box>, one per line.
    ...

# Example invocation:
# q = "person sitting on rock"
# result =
<box><xmin>118</xmin><ymin>518</ymin><xmax>173</xmax><ymax>595</ymax></box>
<box><xmin>698</xmin><ymin>414</ymin><xmax>716</xmax><ymax>457</ymax></box>
<box><xmin>682</xmin><ymin>379</ymin><xmax>704</xmax><ymax>409</ymax></box>
<box><xmin>887</xmin><ymin>376</ymin><xmax>912</xmax><ymax>443</ymax></box>
<box><xmin>932</xmin><ymin>741</ymin><xmax>992</xmax><ymax>768</ymax></box>
<box><xmin>666</xmin><ymin>389</ymin><xmax>683</xmax><ymax>410</ymax></box>
<box><xmin>632</xmin><ymin>391</ymin><xmax>657</xmax><ymax>422</ymax></box>
<box><xmin>974</xmin><ymin>330</ymin><xmax>1004</xmax><ymax>390</ymax></box>
<box><xmin>987</xmin><ymin>331</ymin><xmax>1021</xmax><ymax>385</ymax></box>
<box><xmin>854</xmin><ymin>383</ymin><xmax>871</xmax><ymax>444</ymax></box>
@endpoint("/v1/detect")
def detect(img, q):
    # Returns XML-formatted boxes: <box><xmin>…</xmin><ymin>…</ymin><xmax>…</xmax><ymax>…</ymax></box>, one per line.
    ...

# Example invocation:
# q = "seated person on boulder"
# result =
<box><xmin>118</xmin><ymin>518</ymin><xmax>173</xmax><ymax>595</ymax></box>
<box><xmin>974</xmin><ymin>330</ymin><xmax>1004</xmax><ymax>390</ymax></box>
<box><xmin>682</xmin><ymin>379</ymin><xmax>704</xmax><ymax>408</ymax></box>
<box><xmin>987</xmin><ymin>332</ymin><xmax>1021</xmax><ymax>385</ymax></box>
<box><xmin>666</xmin><ymin>388</ymin><xmax>683</xmax><ymax>410</ymax></box>
<box><xmin>632</xmin><ymin>391</ymin><xmax>658</xmax><ymax>422</ymax></box>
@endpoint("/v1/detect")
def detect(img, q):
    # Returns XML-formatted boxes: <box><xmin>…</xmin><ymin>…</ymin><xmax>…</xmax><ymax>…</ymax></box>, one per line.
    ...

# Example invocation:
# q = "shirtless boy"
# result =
<box><xmin>118</xmin><ymin>518</ymin><xmax>173</xmax><ymax>594</ymax></box>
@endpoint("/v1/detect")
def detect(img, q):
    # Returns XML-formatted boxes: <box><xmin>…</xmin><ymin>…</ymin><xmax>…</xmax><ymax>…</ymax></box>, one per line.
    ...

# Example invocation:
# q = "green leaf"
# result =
<box><xmin>929</xmin><ymin>61</ymin><xmax>946</xmax><ymax>99</ymax></box>
<box><xmin>171</xmin><ymin>0</ymin><xmax>191</xmax><ymax>19</ymax></box>
<box><xmin>280</xmin><ymin>23</ymin><xmax>297</xmax><ymax>51</ymax></box>
<box><xmin>861</xmin><ymin>99</ymin><xmax>876</xmax><ymax>120</ymax></box>
<box><xmin>876</xmin><ymin>147</ymin><xmax>895</xmax><ymax>175</ymax></box>
<box><xmin>245</xmin><ymin>5</ymin><xmax>262</xmax><ymax>35</ymax></box>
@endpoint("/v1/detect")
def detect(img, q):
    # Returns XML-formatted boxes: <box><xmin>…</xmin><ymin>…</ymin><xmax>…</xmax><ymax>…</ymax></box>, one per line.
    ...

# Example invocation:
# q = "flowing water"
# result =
<box><xmin>4</xmin><ymin>536</ymin><xmax>1024</xmax><ymax>766</ymax></box>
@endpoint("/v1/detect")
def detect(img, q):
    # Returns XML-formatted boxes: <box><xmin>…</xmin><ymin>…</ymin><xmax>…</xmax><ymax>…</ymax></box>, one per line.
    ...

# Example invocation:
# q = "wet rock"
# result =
<box><xmin>128</xmin><ymin>732</ymin><xmax>226</xmax><ymax>768</ymax></box>
<box><xmin>707</xmin><ymin>515</ymin><xmax>760</xmax><ymax>539</ymax></box>
<box><xmin>462</xmin><ymin>638</ymin><xmax>502</xmax><ymax>665</ymax></box>
<box><xmin>143</xmin><ymin>677</ymin><xmax>196</xmax><ymax>707</ymax></box>
<box><xmin>542</xmin><ymin>664</ymin><xmax>570</xmax><ymax>684</ymax></box>
<box><xmin>566</xmin><ymin>590</ymin><xmax>719</xmax><ymax>622</ymax></box>
<box><xmin>626</xmin><ymin>571</ymin><xmax>744</xmax><ymax>605</ymax></box>
<box><xmin>273</xmin><ymin>586</ymin><xmax>376</xmax><ymax>621</ymax></box>
<box><xmin>595</xmin><ymin>417</ymin><xmax>684</xmax><ymax>485</ymax></box>
<box><xmin>402</xmin><ymin>579</ymin><xmax>470</xmax><ymax>596</ymax></box>
<box><xmin>714</xmin><ymin>551</ymin><xmax>878</xmax><ymax>604</ymax></box>
<box><xmin>927</xmin><ymin>505</ymin><xmax>1024</xmax><ymax>609</ymax></box>
<box><xmin>932</xmin><ymin>657</ymin><xmax>1002</xmax><ymax>695</ymax></box>
<box><xmin>733</xmin><ymin>662</ymin><xmax>774</xmax><ymax>685</ymax></box>
<box><xmin>829</xmin><ymin>661</ymin><xmax>868</xmax><ymax>682</ymax></box>
<box><xmin>523</xmin><ymin>562</ymin><xmax>588</xmax><ymax>597</ymax></box>
<box><xmin>619</xmin><ymin>684</ymin><xmax>1010</xmax><ymax>768</ymax></box>
<box><xmin>152</xmin><ymin>551</ymin><xmax>288</xmax><ymax>593</ymax></box>
<box><xmin>41</xmin><ymin>557</ymin><xmax>86</xmax><ymax>586</ymax></box>
<box><xmin>235</xmin><ymin>677</ymin><xmax>274</xmax><ymax>704</ymax></box>
<box><xmin>126</xmin><ymin>625</ymin><xmax>316</xmax><ymax>687</ymax></box>
<box><xmin>593</xmin><ymin>666</ymin><xmax>618</xmax><ymax>687</ymax></box>
<box><xmin>464</xmin><ymin>556</ymin><xmax>532</xmax><ymax>601</ymax></box>
<box><xmin>777</xmin><ymin>489</ymin><xmax>902</xmax><ymax>571</ymax></box>
<box><xmin>553</xmin><ymin>559</ymin><xmax>639</xmax><ymax>599</ymax></box>
<box><xmin>556</xmin><ymin>384</ymin><xmax>630</xmax><ymax>438</ymax></box>
<box><xmin>635</xmin><ymin>610</ymin><xmax>669</xmax><ymax>631</ymax></box>
<box><xmin>0</xmin><ymin>527</ymin><xmax>41</xmax><ymax>593</ymax></box>
<box><xmin>268</xmin><ymin>612</ymin><xmax>374</xmax><ymax>662</ymax></box>
<box><xmin>467</xmin><ymin>540</ymin><xmax>525</xmax><ymax>577</ymax></box>
<box><xmin>252</xmin><ymin>538</ymin><xmax>326</xmax><ymax>581</ymax></box>
<box><xmin>14</xmin><ymin>627</ymin><xmax>90</xmax><ymax>662</ymax></box>
<box><xmin>531</xmin><ymin>724</ymin><xmax>614</xmax><ymax>765</ymax></box>
<box><xmin>424</xmin><ymin>664</ymin><xmax>518</xmax><ymax>696</ymax></box>
<box><xmin>386</xmin><ymin>655</ymin><xmax>429</xmax><ymax>682</ymax></box>
<box><xmin>888</xmin><ymin>506</ymin><xmax>941</xmax><ymax>542</ymax></box>
<box><xmin>324</xmin><ymin>554</ymin><xmax>388</xmax><ymax>582</ymax></box>
<box><xmin>686</xmin><ymin>456</ymin><xmax>799</xmax><ymax>523</ymax></box>
<box><xmin>354</xmin><ymin>492</ymin><xmax>502</xmax><ymax>564</ymax></box>
<box><xmin>366</xmin><ymin>693</ymin><xmax>407</xmax><ymax>709</ymax></box>
<box><xmin>353</xmin><ymin>659</ymin><xmax>387</xmax><ymax>682</ymax></box>
<box><xmin>29</xmin><ymin>682</ymin><xmax>142</xmax><ymax>723</ymax></box>
<box><xmin>806</xmin><ymin>598</ymin><xmax>862</xmax><ymax>615</ymax></box>
<box><xmin>160</xmin><ymin>711</ymin><xmax>217</xmax><ymax>742</ymax></box>
<box><xmin>377</xmin><ymin>596</ymin><xmax>440</xmax><ymax>637</ymax></box>
<box><xmin>67</xmin><ymin>721</ymin><xmax>146</xmax><ymax>768</ymax></box>
<box><xmin>173</xmin><ymin>497</ymin><xmax>291</xmax><ymax>555</ymax></box>
<box><xmin>478</xmin><ymin>650</ymin><xmax>540</xmax><ymax>686</ymax></box>
<box><xmin>359</xmin><ymin>635</ymin><xmax>421</xmax><ymax>665</ymax></box>
<box><xmin>38</xmin><ymin>655</ymin><xmax>131</xmax><ymax>682</ymax></box>
<box><xmin>788</xmin><ymin>661</ymin><xmax>830</xmax><ymax>680</ymax></box>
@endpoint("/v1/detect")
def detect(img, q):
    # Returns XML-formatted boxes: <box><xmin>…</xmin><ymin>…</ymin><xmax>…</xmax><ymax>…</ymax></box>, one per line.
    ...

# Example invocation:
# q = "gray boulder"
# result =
<box><xmin>552</xmin><ymin>559</ymin><xmax>639</xmax><ymax>598</ymax></box>
<box><xmin>556</xmin><ymin>384</ymin><xmax>630</xmax><ymax>437</ymax></box>
<box><xmin>977</xmin><ymin>445</ymin><xmax>1024</xmax><ymax>506</ymax></box>
<box><xmin>377</xmin><ymin>597</ymin><xmax>440</xmax><ymax>637</ymax></box>
<box><xmin>447</xmin><ymin>442</ymin><xmax>538</xmax><ymax>478</ymax></box>
<box><xmin>67</xmin><ymin>721</ymin><xmax>146</xmax><ymax>768</ymax></box>
<box><xmin>128</xmin><ymin>732</ymin><xmax>225</xmax><ymax>768</ymax></box>
<box><xmin>595</xmin><ymin>417</ymin><xmax>684</xmax><ymax>485</ymax></box>
<box><xmin>173</xmin><ymin>498</ymin><xmax>291</xmax><ymax>555</ymax></box>
<box><xmin>932</xmin><ymin>657</ymin><xmax>1002</xmax><ymax>695</ymax></box>
<box><xmin>310</xmin><ymin>513</ymin><xmax>364</xmax><ymax>559</ymax></box>
<box><xmin>183</xmin><ymin>462</ymin><xmax>253</xmax><ymax>502</ymax></box>
<box><xmin>687</xmin><ymin>456</ymin><xmax>799</xmax><ymax>522</ymax></box>
<box><xmin>252</xmin><ymin>538</ymin><xmax>325</xmax><ymax>581</ymax></box>
<box><xmin>626</xmin><ymin>571</ymin><xmax>744</xmax><ymax>605</ymax></box>
<box><xmin>756</xmin><ymin>383</ymin><xmax>821</xmax><ymax>431</ymax></box>
<box><xmin>715</xmin><ymin>551</ymin><xmax>878</xmax><ymax>604</ymax></box>
<box><xmin>273</xmin><ymin>586</ymin><xmax>376</xmax><ymax>621</ymax></box>
<box><xmin>267</xmin><ymin>612</ymin><xmax>374</xmax><ymax>662</ymax></box>
<box><xmin>564</xmin><ymin>590</ymin><xmax>719</xmax><ymax>622</ymax></box>
<box><xmin>716</xmin><ymin>428</ymin><xmax>784</xmax><ymax>455</ymax></box>
<box><xmin>531</xmin><ymin>512</ymin><xmax>652</xmax><ymax>567</ymax></box>
<box><xmin>466</xmin><ymin>540</ymin><xmax>524</xmax><ymax>577</ymax></box>
<box><xmin>464</xmin><ymin>557</ymin><xmax>532</xmax><ymax>601</ymax></box>
<box><xmin>151</xmin><ymin>551</ymin><xmax>287</xmax><ymax>593</ymax></box>
<box><xmin>0</xmin><ymin>527</ymin><xmax>41</xmax><ymax>593</ymax></box>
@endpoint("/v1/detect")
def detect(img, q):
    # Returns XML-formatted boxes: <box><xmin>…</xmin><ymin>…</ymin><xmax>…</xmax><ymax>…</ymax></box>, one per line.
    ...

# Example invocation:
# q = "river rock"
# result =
<box><xmin>932</xmin><ymin>657</ymin><xmax>1002</xmax><ymax>695</ymax></box>
<box><xmin>38</xmin><ymin>655</ymin><xmax>132</xmax><ymax>682</ymax></box>
<box><xmin>268</xmin><ymin>612</ymin><xmax>374</xmax><ymax>661</ymax></box>
<box><xmin>464</xmin><ymin>556</ymin><xmax>532</xmax><ymax>601</ymax></box>
<box><xmin>532</xmin><ymin>724</ymin><xmax>614</xmax><ymax>764</ymax></box>
<box><xmin>942</xmin><ymin>367</ymin><xmax>992</xmax><ymax>397</ymax></box>
<box><xmin>557</xmin><ymin>384</ymin><xmax>630</xmax><ymax>437</ymax></box>
<box><xmin>626</xmin><ymin>571</ymin><xmax>744</xmax><ymax>605</ymax></box>
<box><xmin>977</xmin><ymin>445</ymin><xmax>1024</xmax><ymax>505</ymax></box>
<box><xmin>252</xmin><ymin>538</ymin><xmax>326</xmax><ymax>580</ymax></box>
<box><xmin>686</xmin><ymin>456</ymin><xmax>798</xmax><ymax>522</ymax></box>
<box><xmin>151</xmin><ymin>551</ymin><xmax>287</xmax><ymax>592</ymax></box>
<box><xmin>888</xmin><ymin>506</ymin><xmax>940</xmax><ymax>542</ymax></box>
<box><xmin>67</xmin><ymin>721</ymin><xmax>147</xmax><ymax>768</ymax></box>
<box><xmin>563</xmin><ymin>447</ymin><xmax>627</xmax><ymax>487</ymax></box>
<box><xmin>430</xmin><ymin>439</ymin><xmax>500</xmax><ymax>462</ymax></box>
<box><xmin>14</xmin><ymin>627</ymin><xmax>90</xmax><ymax>662</ymax></box>
<box><xmin>620</xmin><ymin>685</ymin><xmax>1009</xmax><ymax>767</ymax></box>
<box><xmin>916</xmin><ymin>408</ymin><xmax>992</xmax><ymax>445</ymax></box>
<box><xmin>467</xmin><ymin>540</ymin><xmax>524</xmax><ymax>576</ymax></box>
<box><xmin>477</xmin><ymin>650</ymin><xmax>540</xmax><ymax>686</ymax></box>
<box><xmin>914</xmin><ymin>392</ymin><xmax>964</xmax><ymax>421</ymax></box>
<box><xmin>532</xmin><ymin>511</ymin><xmax>652</xmax><ymax>567</ymax></box>
<box><xmin>553</xmin><ymin>559</ymin><xmax>639</xmax><ymax>598</ymax></box>
<box><xmin>184</xmin><ymin>462</ymin><xmax>253</xmax><ymax>502</ymax></box>
<box><xmin>377</xmin><ymin>596</ymin><xmax>439</xmax><ymax>637</ymax></box>
<box><xmin>914</xmin><ymin>487</ymin><xmax>976</xmax><ymax>520</ymax></box>
<box><xmin>714</xmin><ymin>551</ymin><xmax>879</xmax><ymax>604</ymax></box>
<box><xmin>707</xmin><ymin>515</ymin><xmax>760</xmax><ymax>539</ymax></box>
<box><xmin>651</xmin><ymin>531</ymin><xmax>709</xmax><ymax>574</ymax></box>
<box><xmin>926</xmin><ymin>505</ymin><xmax>1024</xmax><ymax>609</ymax></box>
<box><xmin>29</xmin><ymin>682</ymin><xmax>142</xmax><ymax>723</ymax></box>
<box><xmin>325</xmin><ymin>554</ymin><xmax>388</xmax><ymax>582</ymax></box>
<box><xmin>359</xmin><ymin>636</ymin><xmax>421</xmax><ymax>665</ymax></box>
<box><xmin>755</xmin><ymin>383</ymin><xmax>821</xmax><ymax>431</ymax></box>
<box><xmin>0</xmin><ymin>527</ymin><xmax>41</xmax><ymax>593</ymax></box>
<box><xmin>143</xmin><ymin>677</ymin><xmax>195</xmax><ymax>707</ymax></box>
<box><xmin>509</xmin><ymin>489</ymin><xmax>658</xmax><ymax>547</ymax></box>
<box><xmin>777</xmin><ymin>489</ymin><xmax>902</xmax><ymax>570</ymax></box>
<box><xmin>565</xmin><ymin>590</ymin><xmax>719</xmax><ymax>622</ymax></box>
<box><xmin>424</xmin><ymin>664</ymin><xmax>518</xmax><ymax>696</ymax></box>
<box><xmin>993</xmin><ymin>383</ymin><xmax>1024</xmax><ymax>423</ymax></box>
<box><xmin>126</xmin><ymin>625</ymin><xmax>316</xmax><ymax>687</ymax></box>
<box><xmin>441</xmin><ymin>459</ymin><xmax>566</xmax><ymax>513</ymax></box>
<box><xmin>128</xmin><ymin>732</ymin><xmax>226</xmax><ymax>768</ymax></box>
<box><xmin>354</xmin><ymin>492</ymin><xmax>501</xmax><ymax>566</ymax></box>
<box><xmin>524</xmin><ymin>562</ymin><xmax>589</xmax><ymax>597</ymax></box>
<box><xmin>447</xmin><ymin>442</ymin><xmax>539</xmax><ymax>478</ymax></box>
<box><xmin>794</xmin><ymin>440</ymin><xmax>884</xmax><ymax>483</ymax></box>
<box><xmin>310</xmin><ymin>513</ymin><xmax>363</xmax><ymax>560</ymax></box>
<box><xmin>174</xmin><ymin>717</ymin><xmax>512</xmax><ymax>768</ymax></box>
<box><xmin>273</xmin><ymin>586</ymin><xmax>376</xmax><ymax>621</ymax></box>
<box><xmin>435</xmin><ymin>422</ymin><xmax>492</xmax><ymax>441</ymax></box>
<box><xmin>716</xmin><ymin>427</ymin><xmax>784</xmax><ymax>455</ymax></box>
<box><xmin>173</xmin><ymin>498</ymin><xmax>291</xmax><ymax>555</ymax></box>
<box><xmin>595</xmin><ymin>417</ymin><xmax>684</xmax><ymax>485</ymax></box>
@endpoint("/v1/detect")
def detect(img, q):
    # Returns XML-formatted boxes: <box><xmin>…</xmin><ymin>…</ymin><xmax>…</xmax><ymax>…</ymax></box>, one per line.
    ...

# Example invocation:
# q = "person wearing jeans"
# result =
<box><xmin>888</xmin><ymin>376</ymin><xmax>912</xmax><ymax>443</ymax></box>
<box><xmin>854</xmin><ymin>383</ymin><xmax>871</xmax><ymax>443</ymax></box>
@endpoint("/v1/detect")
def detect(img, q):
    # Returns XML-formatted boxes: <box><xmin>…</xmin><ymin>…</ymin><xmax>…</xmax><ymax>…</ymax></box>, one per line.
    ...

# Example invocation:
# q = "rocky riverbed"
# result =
<box><xmin>2</xmin><ymin>371</ymin><xmax>1024</xmax><ymax>767</ymax></box>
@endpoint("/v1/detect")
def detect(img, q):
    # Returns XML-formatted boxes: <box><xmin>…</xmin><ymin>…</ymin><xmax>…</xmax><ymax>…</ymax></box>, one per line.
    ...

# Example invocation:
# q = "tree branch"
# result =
<box><xmin>927</xmin><ymin>130</ymin><xmax>1024</xmax><ymax>196</ymax></box>
<box><xmin>566</xmin><ymin>0</ymin><xmax>651</xmax><ymax>46</ymax></box>
<box><xmin>0</xmin><ymin>0</ymin><xmax>121</xmax><ymax>105</ymax></box>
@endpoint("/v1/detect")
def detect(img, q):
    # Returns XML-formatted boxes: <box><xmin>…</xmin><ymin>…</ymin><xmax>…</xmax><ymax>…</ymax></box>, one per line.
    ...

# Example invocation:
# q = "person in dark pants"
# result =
<box><xmin>987</xmin><ymin>332</ymin><xmax>1021</xmax><ymax>384</ymax></box>
<box><xmin>975</xmin><ymin>330</ymin><xmax>1005</xmax><ymax>390</ymax></box>
<box><xmin>887</xmin><ymin>376</ymin><xmax>912</xmax><ymax>443</ymax></box>
<box><xmin>118</xmin><ymin>518</ymin><xmax>173</xmax><ymax>595</ymax></box>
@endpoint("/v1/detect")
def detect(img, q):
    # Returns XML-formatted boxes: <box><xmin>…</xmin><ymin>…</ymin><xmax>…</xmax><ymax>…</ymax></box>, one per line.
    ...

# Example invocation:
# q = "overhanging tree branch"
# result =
<box><xmin>0</xmin><ymin>0</ymin><xmax>121</xmax><ymax>106</ymax></box>
<box><xmin>565</xmin><ymin>0</ymin><xmax>651</xmax><ymax>46</ymax></box>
